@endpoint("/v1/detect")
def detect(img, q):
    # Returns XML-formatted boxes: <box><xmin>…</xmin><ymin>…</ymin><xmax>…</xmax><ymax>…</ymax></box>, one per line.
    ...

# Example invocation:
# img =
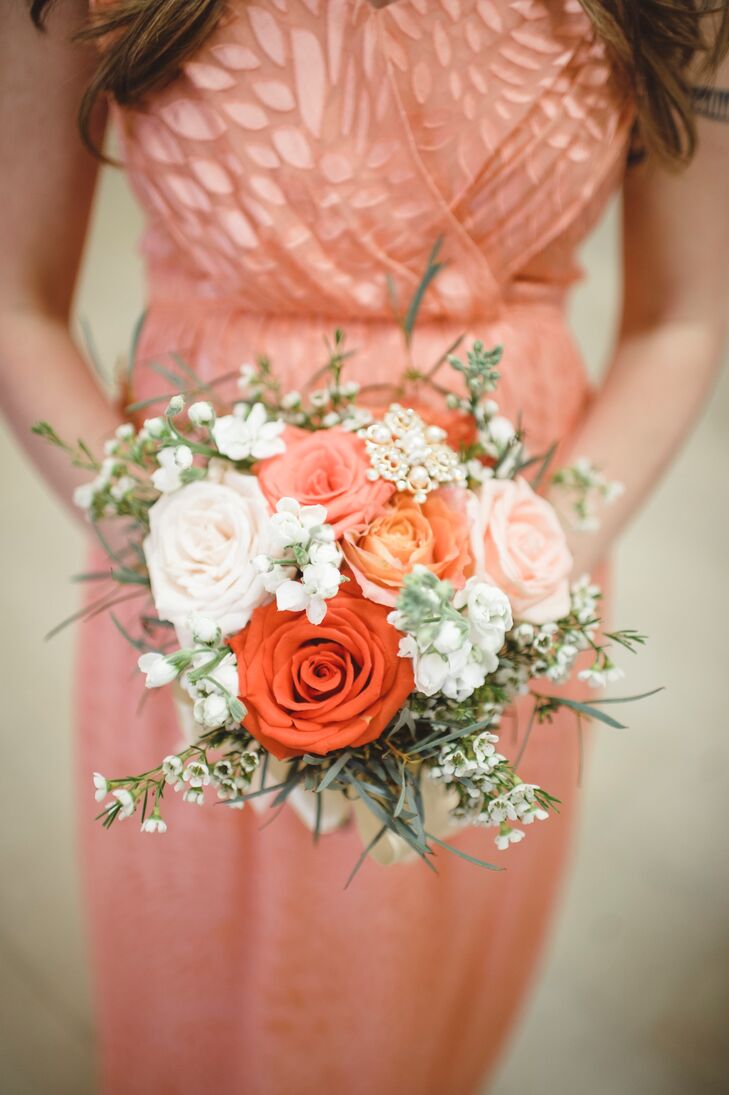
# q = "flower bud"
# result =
<box><xmin>188</xmin><ymin>401</ymin><xmax>215</xmax><ymax>427</ymax></box>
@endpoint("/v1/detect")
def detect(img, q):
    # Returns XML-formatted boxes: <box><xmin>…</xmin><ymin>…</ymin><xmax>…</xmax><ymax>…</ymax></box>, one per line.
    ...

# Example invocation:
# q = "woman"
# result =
<box><xmin>1</xmin><ymin>1</ymin><xmax>728</xmax><ymax>1092</ymax></box>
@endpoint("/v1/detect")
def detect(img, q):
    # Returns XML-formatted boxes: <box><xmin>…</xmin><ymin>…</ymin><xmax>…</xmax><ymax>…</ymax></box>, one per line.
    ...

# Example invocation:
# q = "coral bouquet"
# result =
<box><xmin>37</xmin><ymin>290</ymin><xmax>649</xmax><ymax>877</ymax></box>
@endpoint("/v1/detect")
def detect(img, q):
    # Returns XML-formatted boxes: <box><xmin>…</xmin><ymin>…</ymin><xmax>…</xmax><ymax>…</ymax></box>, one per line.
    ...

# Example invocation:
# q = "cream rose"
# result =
<box><xmin>468</xmin><ymin>477</ymin><xmax>573</xmax><ymax>624</ymax></box>
<box><xmin>144</xmin><ymin>466</ymin><xmax>272</xmax><ymax>644</ymax></box>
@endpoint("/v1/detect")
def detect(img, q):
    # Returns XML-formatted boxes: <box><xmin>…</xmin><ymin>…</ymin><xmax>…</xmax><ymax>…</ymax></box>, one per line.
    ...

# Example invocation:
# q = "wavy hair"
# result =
<box><xmin>30</xmin><ymin>0</ymin><xmax>729</xmax><ymax>165</ymax></box>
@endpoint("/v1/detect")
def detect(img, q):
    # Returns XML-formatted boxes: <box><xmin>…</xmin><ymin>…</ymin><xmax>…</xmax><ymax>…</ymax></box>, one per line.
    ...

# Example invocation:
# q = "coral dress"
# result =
<box><xmin>77</xmin><ymin>2</ymin><xmax>633</xmax><ymax>1092</ymax></box>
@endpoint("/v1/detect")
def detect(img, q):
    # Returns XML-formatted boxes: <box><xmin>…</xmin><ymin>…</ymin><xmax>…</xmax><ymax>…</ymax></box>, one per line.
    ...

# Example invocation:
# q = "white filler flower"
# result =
<box><xmin>152</xmin><ymin>445</ymin><xmax>194</xmax><ymax>493</ymax></box>
<box><xmin>137</xmin><ymin>652</ymin><xmax>179</xmax><ymax>689</ymax></box>
<box><xmin>212</xmin><ymin>403</ymin><xmax>286</xmax><ymax>461</ymax></box>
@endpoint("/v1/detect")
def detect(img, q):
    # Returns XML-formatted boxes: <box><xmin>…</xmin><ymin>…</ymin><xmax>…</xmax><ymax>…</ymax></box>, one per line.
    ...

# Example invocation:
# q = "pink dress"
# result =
<box><xmin>77</xmin><ymin>3</ymin><xmax>633</xmax><ymax>1092</ymax></box>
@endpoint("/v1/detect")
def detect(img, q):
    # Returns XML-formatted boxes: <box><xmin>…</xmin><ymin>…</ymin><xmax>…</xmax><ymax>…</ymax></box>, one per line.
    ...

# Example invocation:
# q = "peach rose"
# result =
<box><xmin>229</xmin><ymin>593</ymin><xmax>414</xmax><ymax>758</ymax></box>
<box><xmin>468</xmin><ymin>477</ymin><xmax>573</xmax><ymax>624</ymax></box>
<box><xmin>342</xmin><ymin>489</ymin><xmax>473</xmax><ymax>607</ymax></box>
<box><xmin>256</xmin><ymin>427</ymin><xmax>394</xmax><ymax>537</ymax></box>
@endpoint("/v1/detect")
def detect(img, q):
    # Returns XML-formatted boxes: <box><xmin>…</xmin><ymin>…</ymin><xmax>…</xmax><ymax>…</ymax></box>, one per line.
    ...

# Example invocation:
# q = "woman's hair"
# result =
<box><xmin>30</xmin><ymin>0</ymin><xmax>729</xmax><ymax>165</ymax></box>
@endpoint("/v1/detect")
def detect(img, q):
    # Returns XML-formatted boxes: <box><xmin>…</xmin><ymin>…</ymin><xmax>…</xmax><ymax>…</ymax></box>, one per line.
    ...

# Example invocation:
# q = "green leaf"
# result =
<box><xmin>544</xmin><ymin>696</ymin><xmax>627</xmax><ymax>729</ymax></box>
<box><xmin>403</xmin><ymin>237</ymin><xmax>445</xmax><ymax>344</ymax></box>
<box><xmin>426</xmin><ymin>832</ymin><xmax>503</xmax><ymax>871</ymax></box>
<box><xmin>585</xmin><ymin>688</ymin><xmax>664</xmax><ymax>706</ymax></box>
<box><xmin>127</xmin><ymin>309</ymin><xmax>147</xmax><ymax>379</ymax></box>
<box><xmin>529</xmin><ymin>442</ymin><xmax>558</xmax><ymax>491</ymax></box>
<box><xmin>318</xmin><ymin>750</ymin><xmax>352</xmax><ymax>792</ymax></box>
<box><xmin>148</xmin><ymin>360</ymin><xmax>189</xmax><ymax>390</ymax></box>
<box><xmin>109</xmin><ymin>568</ymin><xmax>150</xmax><ymax>587</ymax></box>
<box><xmin>344</xmin><ymin>825</ymin><xmax>388</xmax><ymax>889</ymax></box>
<box><xmin>78</xmin><ymin>317</ymin><xmax>104</xmax><ymax>380</ymax></box>
<box><xmin>110</xmin><ymin>612</ymin><xmax>148</xmax><ymax>653</ymax></box>
<box><xmin>385</xmin><ymin>272</ymin><xmax>399</xmax><ymax>320</ymax></box>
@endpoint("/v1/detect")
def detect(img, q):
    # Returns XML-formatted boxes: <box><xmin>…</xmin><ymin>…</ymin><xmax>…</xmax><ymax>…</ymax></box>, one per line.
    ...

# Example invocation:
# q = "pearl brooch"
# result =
<box><xmin>360</xmin><ymin>404</ymin><xmax>467</xmax><ymax>503</ymax></box>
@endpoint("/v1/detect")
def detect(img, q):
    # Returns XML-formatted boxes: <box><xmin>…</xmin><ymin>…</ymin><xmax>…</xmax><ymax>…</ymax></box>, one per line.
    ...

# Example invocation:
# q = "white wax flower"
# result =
<box><xmin>212</xmin><ymin>402</ymin><xmax>286</xmax><ymax>461</ymax></box>
<box><xmin>183</xmin><ymin>761</ymin><xmax>211</xmax><ymax>787</ymax></box>
<box><xmin>143</xmin><ymin>467</ymin><xmax>273</xmax><ymax>644</ymax></box>
<box><xmin>162</xmin><ymin>755</ymin><xmax>184</xmax><ymax>785</ymax></box>
<box><xmin>137</xmin><ymin>651</ymin><xmax>179</xmax><ymax>689</ymax></box>
<box><xmin>495</xmin><ymin>828</ymin><xmax>525</xmax><ymax>851</ymax></box>
<box><xmin>141</xmin><ymin>816</ymin><xmax>168</xmax><ymax>834</ymax></box>
<box><xmin>112</xmin><ymin>789</ymin><xmax>135</xmax><ymax>820</ymax></box>
<box><xmin>92</xmin><ymin>772</ymin><xmax>108</xmax><ymax>803</ymax></box>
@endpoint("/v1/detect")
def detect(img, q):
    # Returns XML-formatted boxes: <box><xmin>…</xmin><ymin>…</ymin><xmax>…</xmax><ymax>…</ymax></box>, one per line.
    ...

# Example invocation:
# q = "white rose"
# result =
<box><xmin>144</xmin><ymin>468</ymin><xmax>273</xmax><ymax>645</ymax></box>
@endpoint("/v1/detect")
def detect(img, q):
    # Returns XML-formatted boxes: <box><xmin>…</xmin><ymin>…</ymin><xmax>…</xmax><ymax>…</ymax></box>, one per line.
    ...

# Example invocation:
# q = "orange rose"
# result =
<box><xmin>257</xmin><ymin>428</ymin><xmax>394</xmax><ymax>537</ymax></box>
<box><xmin>342</xmin><ymin>488</ymin><xmax>473</xmax><ymax>607</ymax></box>
<box><xmin>229</xmin><ymin>593</ymin><xmax>414</xmax><ymax>759</ymax></box>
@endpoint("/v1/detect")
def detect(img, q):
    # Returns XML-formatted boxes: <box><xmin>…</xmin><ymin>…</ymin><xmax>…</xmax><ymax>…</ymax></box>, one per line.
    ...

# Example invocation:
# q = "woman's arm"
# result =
<box><xmin>0</xmin><ymin>0</ymin><xmax>122</xmax><ymax>518</ymax></box>
<box><xmin>553</xmin><ymin>61</ymin><xmax>729</xmax><ymax>577</ymax></box>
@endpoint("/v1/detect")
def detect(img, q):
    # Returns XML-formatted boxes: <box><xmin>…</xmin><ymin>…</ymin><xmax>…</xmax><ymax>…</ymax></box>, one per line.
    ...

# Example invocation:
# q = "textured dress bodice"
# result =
<box><xmin>116</xmin><ymin>0</ymin><xmax>632</xmax><ymax>325</ymax></box>
<box><xmin>111</xmin><ymin>0</ymin><xmax>634</xmax><ymax>450</ymax></box>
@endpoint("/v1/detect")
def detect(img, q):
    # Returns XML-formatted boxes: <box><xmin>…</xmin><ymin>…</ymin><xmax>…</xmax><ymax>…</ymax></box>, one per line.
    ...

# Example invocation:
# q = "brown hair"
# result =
<box><xmin>30</xmin><ymin>0</ymin><xmax>729</xmax><ymax>165</ymax></box>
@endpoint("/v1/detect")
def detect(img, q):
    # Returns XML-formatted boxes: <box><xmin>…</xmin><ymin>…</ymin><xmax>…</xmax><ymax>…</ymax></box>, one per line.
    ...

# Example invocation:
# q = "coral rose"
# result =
<box><xmin>229</xmin><ymin>593</ymin><xmax>414</xmax><ymax>759</ymax></box>
<box><xmin>468</xmin><ymin>477</ymin><xmax>573</xmax><ymax>624</ymax></box>
<box><xmin>257</xmin><ymin>427</ymin><xmax>393</xmax><ymax>537</ymax></box>
<box><xmin>342</xmin><ymin>488</ymin><xmax>473</xmax><ymax>607</ymax></box>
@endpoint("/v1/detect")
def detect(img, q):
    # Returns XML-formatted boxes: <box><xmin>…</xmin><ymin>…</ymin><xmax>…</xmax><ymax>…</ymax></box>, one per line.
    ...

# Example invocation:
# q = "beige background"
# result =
<box><xmin>1</xmin><ymin>163</ymin><xmax>728</xmax><ymax>1094</ymax></box>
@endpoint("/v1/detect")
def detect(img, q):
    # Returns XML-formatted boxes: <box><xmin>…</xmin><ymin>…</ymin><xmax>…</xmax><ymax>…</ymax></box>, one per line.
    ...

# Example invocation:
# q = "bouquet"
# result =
<box><xmin>37</xmin><ymin>278</ymin><xmax>650</xmax><ymax>879</ymax></box>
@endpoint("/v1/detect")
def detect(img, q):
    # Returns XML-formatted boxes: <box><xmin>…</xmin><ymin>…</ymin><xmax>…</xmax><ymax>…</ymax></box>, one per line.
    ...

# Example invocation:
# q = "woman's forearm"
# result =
<box><xmin>0</xmin><ymin>309</ymin><xmax>123</xmax><ymax>521</ymax></box>
<box><xmin>552</xmin><ymin>312</ymin><xmax>727</xmax><ymax>576</ymax></box>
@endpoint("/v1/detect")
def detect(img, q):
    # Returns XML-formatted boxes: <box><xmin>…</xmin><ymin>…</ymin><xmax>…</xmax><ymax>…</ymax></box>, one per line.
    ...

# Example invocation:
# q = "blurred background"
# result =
<box><xmin>1</xmin><ymin>163</ymin><xmax>728</xmax><ymax>1095</ymax></box>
